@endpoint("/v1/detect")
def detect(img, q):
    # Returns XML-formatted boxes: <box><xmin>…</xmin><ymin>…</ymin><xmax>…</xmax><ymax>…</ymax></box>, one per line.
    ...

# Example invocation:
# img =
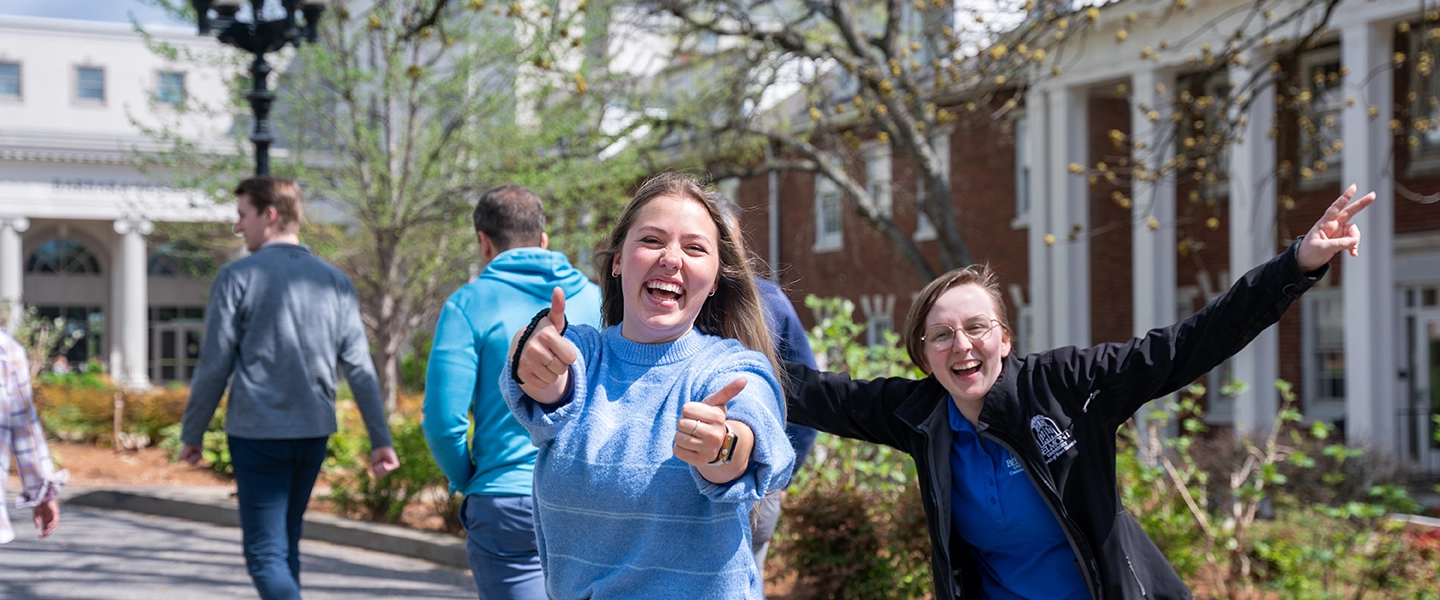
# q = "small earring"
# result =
<box><xmin>611</xmin><ymin>269</ymin><xmax>619</xmax><ymax>277</ymax></box>
<box><xmin>708</xmin><ymin>288</ymin><xmax>716</xmax><ymax>297</ymax></box>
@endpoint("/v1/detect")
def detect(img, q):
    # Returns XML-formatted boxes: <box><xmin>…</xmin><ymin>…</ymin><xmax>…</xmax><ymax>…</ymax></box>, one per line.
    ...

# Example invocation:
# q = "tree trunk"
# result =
<box><xmin>374</xmin><ymin>325</ymin><xmax>400</xmax><ymax>414</ymax></box>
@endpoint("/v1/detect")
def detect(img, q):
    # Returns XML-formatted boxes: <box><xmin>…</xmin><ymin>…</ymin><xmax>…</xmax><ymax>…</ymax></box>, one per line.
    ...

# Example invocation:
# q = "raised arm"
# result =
<box><xmin>1071</xmin><ymin>184</ymin><xmax>1375</xmax><ymax>427</ymax></box>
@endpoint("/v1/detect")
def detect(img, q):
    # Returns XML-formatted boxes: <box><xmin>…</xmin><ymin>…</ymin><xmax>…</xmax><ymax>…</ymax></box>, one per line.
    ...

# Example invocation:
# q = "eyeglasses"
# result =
<box><xmin>921</xmin><ymin>319</ymin><xmax>1003</xmax><ymax>352</ymax></box>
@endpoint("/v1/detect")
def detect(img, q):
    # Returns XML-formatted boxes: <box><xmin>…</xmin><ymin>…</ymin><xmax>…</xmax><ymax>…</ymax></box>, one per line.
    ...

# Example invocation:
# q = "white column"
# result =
<box><xmin>1131</xmin><ymin>69</ymin><xmax>1178</xmax><ymax>438</ymax></box>
<box><xmin>1341</xmin><ymin>22</ymin><xmax>1396</xmax><ymax>447</ymax></box>
<box><xmin>0</xmin><ymin>217</ymin><xmax>28</xmax><ymax>331</ymax></box>
<box><xmin>1028</xmin><ymin>86</ymin><xmax>1053</xmax><ymax>351</ymax></box>
<box><xmin>1228</xmin><ymin>52</ymin><xmax>1280</xmax><ymax>436</ymax></box>
<box><xmin>114</xmin><ymin>219</ymin><xmax>151</xmax><ymax>389</ymax></box>
<box><xmin>1046</xmin><ymin>86</ymin><xmax>1090</xmax><ymax>348</ymax></box>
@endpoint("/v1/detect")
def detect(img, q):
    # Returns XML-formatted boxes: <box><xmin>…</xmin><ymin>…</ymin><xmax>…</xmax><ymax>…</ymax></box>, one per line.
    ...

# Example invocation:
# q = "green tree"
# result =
<box><xmin>618</xmin><ymin>0</ymin><xmax>1346</xmax><ymax>280</ymax></box>
<box><xmin>137</xmin><ymin>0</ymin><xmax>645</xmax><ymax>408</ymax></box>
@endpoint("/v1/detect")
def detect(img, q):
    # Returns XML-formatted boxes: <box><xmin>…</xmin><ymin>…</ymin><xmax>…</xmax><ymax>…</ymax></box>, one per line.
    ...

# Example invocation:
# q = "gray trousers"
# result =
<box><xmin>750</xmin><ymin>488</ymin><xmax>785</xmax><ymax>584</ymax></box>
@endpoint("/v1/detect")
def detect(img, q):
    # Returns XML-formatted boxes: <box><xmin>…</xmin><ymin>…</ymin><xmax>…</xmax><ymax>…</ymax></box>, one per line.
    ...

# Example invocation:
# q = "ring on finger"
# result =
<box><xmin>689</xmin><ymin>420</ymin><xmax>700</xmax><ymax>437</ymax></box>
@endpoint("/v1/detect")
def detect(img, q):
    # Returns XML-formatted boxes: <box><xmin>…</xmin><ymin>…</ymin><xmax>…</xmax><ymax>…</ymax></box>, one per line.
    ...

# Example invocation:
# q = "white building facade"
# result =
<box><xmin>1024</xmin><ymin>0</ymin><xmax>1440</xmax><ymax>471</ymax></box>
<box><xmin>0</xmin><ymin>16</ymin><xmax>231</xmax><ymax>388</ymax></box>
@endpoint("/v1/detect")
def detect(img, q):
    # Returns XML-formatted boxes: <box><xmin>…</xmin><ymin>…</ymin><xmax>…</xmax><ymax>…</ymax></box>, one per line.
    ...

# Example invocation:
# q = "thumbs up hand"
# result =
<box><xmin>511</xmin><ymin>287</ymin><xmax>579</xmax><ymax>404</ymax></box>
<box><xmin>674</xmin><ymin>378</ymin><xmax>747</xmax><ymax>470</ymax></box>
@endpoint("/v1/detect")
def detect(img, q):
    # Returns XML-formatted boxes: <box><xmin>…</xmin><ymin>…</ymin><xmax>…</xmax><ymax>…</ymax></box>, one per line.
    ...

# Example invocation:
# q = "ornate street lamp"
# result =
<box><xmin>189</xmin><ymin>0</ymin><xmax>328</xmax><ymax>175</ymax></box>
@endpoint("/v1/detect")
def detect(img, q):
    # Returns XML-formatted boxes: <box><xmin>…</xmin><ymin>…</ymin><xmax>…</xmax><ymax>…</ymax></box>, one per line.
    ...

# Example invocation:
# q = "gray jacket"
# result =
<box><xmin>180</xmin><ymin>243</ymin><xmax>392</xmax><ymax>448</ymax></box>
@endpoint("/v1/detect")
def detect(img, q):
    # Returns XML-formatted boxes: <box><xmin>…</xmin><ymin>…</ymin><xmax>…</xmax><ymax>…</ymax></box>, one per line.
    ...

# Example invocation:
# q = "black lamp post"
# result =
<box><xmin>190</xmin><ymin>0</ymin><xmax>327</xmax><ymax>175</ymax></box>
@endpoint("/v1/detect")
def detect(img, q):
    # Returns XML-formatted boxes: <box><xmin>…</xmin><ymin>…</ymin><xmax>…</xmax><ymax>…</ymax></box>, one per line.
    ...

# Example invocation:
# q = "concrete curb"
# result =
<box><xmin>65</xmin><ymin>486</ymin><xmax>467</xmax><ymax>569</ymax></box>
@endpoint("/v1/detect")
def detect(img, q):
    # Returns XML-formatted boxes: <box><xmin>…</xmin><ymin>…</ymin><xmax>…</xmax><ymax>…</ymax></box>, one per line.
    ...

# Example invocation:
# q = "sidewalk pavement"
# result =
<box><xmin>64</xmin><ymin>485</ymin><xmax>468</xmax><ymax>569</ymax></box>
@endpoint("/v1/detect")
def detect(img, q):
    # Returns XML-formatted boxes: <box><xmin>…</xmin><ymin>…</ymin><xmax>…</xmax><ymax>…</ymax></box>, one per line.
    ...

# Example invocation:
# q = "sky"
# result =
<box><xmin>0</xmin><ymin>0</ymin><xmax>190</xmax><ymax>26</ymax></box>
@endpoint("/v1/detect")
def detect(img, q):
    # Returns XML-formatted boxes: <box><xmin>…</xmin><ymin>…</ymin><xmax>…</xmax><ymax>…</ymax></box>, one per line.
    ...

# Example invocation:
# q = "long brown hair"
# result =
<box><xmin>593</xmin><ymin>173</ymin><xmax>780</xmax><ymax>379</ymax></box>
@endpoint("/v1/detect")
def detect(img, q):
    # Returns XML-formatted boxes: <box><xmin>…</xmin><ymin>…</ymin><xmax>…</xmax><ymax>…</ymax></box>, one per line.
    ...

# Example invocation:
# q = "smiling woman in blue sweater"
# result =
<box><xmin>501</xmin><ymin>173</ymin><xmax>794</xmax><ymax>599</ymax></box>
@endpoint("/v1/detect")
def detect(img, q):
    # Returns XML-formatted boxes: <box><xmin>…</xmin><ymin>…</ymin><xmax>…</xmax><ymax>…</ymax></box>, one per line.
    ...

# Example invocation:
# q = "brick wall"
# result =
<box><xmin>733</xmin><ymin>107</ymin><xmax>1031</xmax><ymax>347</ymax></box>
<box><xmin>1088</xmin><ymin>96</ymin><xmax>1135</xmax><ymax>345</ymax></box>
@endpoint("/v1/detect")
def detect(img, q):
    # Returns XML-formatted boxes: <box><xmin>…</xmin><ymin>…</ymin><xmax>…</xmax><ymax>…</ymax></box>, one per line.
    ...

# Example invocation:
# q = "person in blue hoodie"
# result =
<box><xmin>422</xmin><ymin>184</ymin><xmax>602</xmax><ymax>599</ymax></box>
<box><xmin>503</xmin><ymin>173</ymin><xmax>793</xmax><ymax>599</ymax></box>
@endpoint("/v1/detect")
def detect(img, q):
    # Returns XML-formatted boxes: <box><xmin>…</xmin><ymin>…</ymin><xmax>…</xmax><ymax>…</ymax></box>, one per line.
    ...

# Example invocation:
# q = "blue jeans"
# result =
<box><xmin>462</xmin><ymin>494</ymin><xmax>546</xmax><ymax>600</ymax></box>
<box><xmin>228</xmin><ymin>435</ymin><xmax>328</xmax><ymax>600</ymax></box>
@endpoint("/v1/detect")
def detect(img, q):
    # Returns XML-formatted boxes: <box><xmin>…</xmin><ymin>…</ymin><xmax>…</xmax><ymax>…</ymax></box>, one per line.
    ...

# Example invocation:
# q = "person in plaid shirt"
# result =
<box><xmin>0</xmin><ymin>327</ymin><xmax>68</xmax><ymax>544</ymax></box>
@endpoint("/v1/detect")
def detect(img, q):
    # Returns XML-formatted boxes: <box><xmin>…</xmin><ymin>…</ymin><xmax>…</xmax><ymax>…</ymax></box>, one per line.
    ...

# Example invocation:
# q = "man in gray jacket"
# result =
<box><xmin>180</xmin><ymin>175</ymin><xmax>398</xmax><ymax>600</ymax></box>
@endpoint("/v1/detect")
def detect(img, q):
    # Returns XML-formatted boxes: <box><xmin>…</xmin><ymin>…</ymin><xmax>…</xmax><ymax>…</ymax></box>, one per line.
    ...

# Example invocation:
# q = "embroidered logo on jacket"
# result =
<box><xmin>1030</xmin><ymin>415</ymin><xmax>1077</xmax><ymax>464</ymax></box>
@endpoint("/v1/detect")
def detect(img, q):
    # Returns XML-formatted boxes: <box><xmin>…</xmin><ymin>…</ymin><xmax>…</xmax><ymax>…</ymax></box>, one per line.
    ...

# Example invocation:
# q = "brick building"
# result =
<box><xmin>728</xmin><ymin>0</ymin><xmax>1440</xmax><ymax>474</ymax></box>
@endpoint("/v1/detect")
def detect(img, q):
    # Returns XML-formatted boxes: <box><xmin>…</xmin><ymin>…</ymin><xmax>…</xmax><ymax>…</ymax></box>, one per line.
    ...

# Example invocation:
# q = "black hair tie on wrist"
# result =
<box><xmin>510</xmin><ymin>307</ymin><xmax>569</xmax><ymax>385</ymax></box>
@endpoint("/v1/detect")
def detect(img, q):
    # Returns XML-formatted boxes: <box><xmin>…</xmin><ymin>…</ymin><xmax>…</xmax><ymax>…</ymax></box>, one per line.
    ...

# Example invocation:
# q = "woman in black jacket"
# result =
<box><xmin>783</xmin><ymin>186</ymin><xmax>1375</xmax><ymax>599</ymax></box>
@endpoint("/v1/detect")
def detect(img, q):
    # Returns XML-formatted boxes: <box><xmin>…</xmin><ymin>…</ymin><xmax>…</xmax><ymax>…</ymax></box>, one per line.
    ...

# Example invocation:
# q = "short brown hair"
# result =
<box><xmin>903</xmin><ymin>264</ymin><xmax>1010</xmax><ymax>374</ymax></box>
<box><xmin>234</xmin><ymin>176</ymin><xmax>304</xmax><ymax>232</ymax></box>
<box><xmin>473</xmin><ymin>185</ymin><xmax>545</xmax><ymax>249</ymax></box>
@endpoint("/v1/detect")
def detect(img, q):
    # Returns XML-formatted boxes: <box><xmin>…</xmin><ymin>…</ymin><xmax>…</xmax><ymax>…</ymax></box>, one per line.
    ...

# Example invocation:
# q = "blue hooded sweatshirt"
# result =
<box><xmin>422</xmin><ymin>248</ymin><xmax>602</xmax><ymax>497</ymax></box>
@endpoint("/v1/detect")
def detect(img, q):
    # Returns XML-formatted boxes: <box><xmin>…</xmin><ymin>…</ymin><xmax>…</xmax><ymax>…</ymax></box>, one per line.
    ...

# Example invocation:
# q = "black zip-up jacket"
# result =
<box><xmin>782</xmin><ymin>241</ymin><xmax>1325</xmax><ymax>599</ymax></box>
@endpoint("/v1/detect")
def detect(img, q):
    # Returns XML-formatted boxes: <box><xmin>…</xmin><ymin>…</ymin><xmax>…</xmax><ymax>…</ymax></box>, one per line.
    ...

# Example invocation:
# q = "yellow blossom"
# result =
<box><xmin>1206</xmin><ymin>217</ymin><xmax>1219</xmax><ymax>230</ymax></box>
<box><xmin>1044</xmin><ymin>233</ymin><xmax>1056</xmax><ymax>245</ymax></box>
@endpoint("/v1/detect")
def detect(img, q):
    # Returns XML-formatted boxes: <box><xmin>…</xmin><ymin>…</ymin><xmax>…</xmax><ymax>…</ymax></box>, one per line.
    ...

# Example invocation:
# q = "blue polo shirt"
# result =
<box><xmin>947</xmin><ymin>399</ymin><xmax>1088</xmax><ymax>600</ymax></box>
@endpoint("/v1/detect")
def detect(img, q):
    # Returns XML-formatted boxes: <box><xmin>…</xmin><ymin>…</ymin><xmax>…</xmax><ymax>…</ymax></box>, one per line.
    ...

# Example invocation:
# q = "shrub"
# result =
<box><xmin>322</xmin><ymin>406</ymin><xmax>447</xmax><ymax>524</ymax></box>
<box><xmin>34</xmin><ymin>379</ymin><xmax>190</xmax><ymax>446</ymax></box>
<box><xmin>768</xmin><ymin>296</ymin><xmax>931</xmax><ymax>598</ymax></box>
<box><xmin>158</xmin><ymin>411</ymin><xmax>232</xmax><ymax>476</ymax></box>
<box><xmin>1120</xmin><ymin>384</ymin><xmax>1440</xmax><ymax>599</ymax></box>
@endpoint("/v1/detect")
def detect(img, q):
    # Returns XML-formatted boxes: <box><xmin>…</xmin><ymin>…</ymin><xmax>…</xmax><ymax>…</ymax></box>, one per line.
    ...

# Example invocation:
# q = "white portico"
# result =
<box><xmin>1023</xmin><ymin>0</ymin><xmax>1440</xmax><ymax>472</ymax></box>
<box><xmin>0</xmin><ymin>15</ymin><xmax>232</xmax><ymax>387</ymax></box>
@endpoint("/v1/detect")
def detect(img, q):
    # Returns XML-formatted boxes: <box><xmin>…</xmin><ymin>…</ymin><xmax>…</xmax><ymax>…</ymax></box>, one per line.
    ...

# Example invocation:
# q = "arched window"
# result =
<box><xmin>148</xmin><ymin>242</ymin><xmax>216</xmax><ymax>279</ymax></box>
<box><xmin>26</xmin><ymin>239</ymin><xmax>101</xmax><ymax>275</ymax></box>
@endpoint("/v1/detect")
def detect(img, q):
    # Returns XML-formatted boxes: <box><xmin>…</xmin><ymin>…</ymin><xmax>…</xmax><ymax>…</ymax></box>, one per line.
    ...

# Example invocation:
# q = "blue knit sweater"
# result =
<box><xmin>502</xmin><ymin>325</ymin><xmax>794</xmax><ymax>599</ymax></box>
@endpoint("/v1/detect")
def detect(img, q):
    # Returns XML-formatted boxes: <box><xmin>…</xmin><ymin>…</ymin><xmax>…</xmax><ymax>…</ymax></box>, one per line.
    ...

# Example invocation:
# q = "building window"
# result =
<box><xmin>148</xmin><ymin>242</ymin><xmax>216</xmax><ymax>279</ymax></box>
<box><xmin>813</xmin><ymin>174</ymin><xmax>843</xmax><ymax>252</ymax></box>
<box><xmin>37</xmin><ymin>305</ymin><xmax>103</xmax><ymax>368</ymax></box>
<box><xmin>157</xmin><ymin>71</ymin><xmax>185</xmax><ymax>105</ymax></box>
<box><xmin>26</xmin><ymin>239</ymin><xmax>102</xmax><ymax>276</ymax></box>
<box><xmin>914</xmin><ymin>132</ymin><xmax>949</xmax><ymax>241</ymax></box>
<box><xmin>1297</xmin><ymin>46</ymin><xmax>1343</xmax><ymax>186</ymax></box>
<box><xmin>1410</xmin><ymin>32</ymin><xmax>1440</xmax><ymax>171</ymax></box>
<box><xmin>1303</xmin><ymin>290</ymin><xmax>1346</xmax><ymax>412</ymax></box>
<box><xmin>76</xmin><ymin>66</ymin><xmax>105</xmax><ymax>102</ymax></box>
<box><xmin>860</xmin><ymin>294</ymin><xmax>896</xmax><ymax>347</ymax></box>
<box><xmin>1014</xmin><ymin>113</ymin><xmax>1030</xmax><ymax>223</ymax></box>
<box><xmin>0</xmin><ymin>62</ymin><xmax>19</xmax><ymax>99</ymax></box>
<box><xmin>863</xmin><ymin>143</ymin><xmax>893</xmax><ymax>218</ymax></box>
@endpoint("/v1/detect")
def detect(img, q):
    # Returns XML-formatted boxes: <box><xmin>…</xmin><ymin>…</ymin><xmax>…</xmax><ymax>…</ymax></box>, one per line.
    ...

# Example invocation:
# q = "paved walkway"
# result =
<box><xmin>0</xmin><ymin>505</ymin><xmax>477</xmax><ymax>599</ymax></box>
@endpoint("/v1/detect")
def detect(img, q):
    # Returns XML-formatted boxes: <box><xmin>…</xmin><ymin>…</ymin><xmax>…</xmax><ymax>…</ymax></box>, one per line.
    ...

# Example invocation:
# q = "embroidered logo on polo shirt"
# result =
<box><xmin>1030</xmin><ymin>415</ymin><xmax>1077</xmax><ymax>464</ymax></box>
<box><xmin>1003</xmin><ymin>453</ymin><xmax>1025</xmax><ymax>475</ymax></box>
